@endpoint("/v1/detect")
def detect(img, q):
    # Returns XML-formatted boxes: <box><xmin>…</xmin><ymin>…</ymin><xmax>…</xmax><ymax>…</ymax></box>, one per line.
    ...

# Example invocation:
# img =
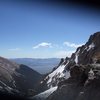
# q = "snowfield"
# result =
<box><xmin>45</xmin><ymin>61</ymin><xmax>70</xmax><ymax>88</ymax></box>
<box><xmin>33</xmin><ymin>86</ymin><xmax>58</xmax><ymax>100</ymax></box>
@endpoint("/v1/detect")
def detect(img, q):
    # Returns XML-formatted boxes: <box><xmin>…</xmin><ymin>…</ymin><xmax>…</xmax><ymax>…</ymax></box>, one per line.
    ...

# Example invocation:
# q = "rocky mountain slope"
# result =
<box><xmin>66</xmin><ymin>32</ymin><xmax>100</xmax><ymax>69</ymax></box>
<box><xmin>38</xmin><ymin>57</ymin><xmax>70</xmax><ymax>89</ymax></box>
<box><xmin>0</xmin><ymin>57</ymin><xmax>42</xmax><ymax>97</ymax></box>
<box><xmin>33</xmin><ymin>32</ymin><xmax>100</xmax><ymax>100</ymax></box>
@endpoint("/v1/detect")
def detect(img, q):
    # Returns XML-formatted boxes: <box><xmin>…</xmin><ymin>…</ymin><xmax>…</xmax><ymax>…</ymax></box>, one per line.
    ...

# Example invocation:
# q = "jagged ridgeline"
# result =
<box><xmin>33</xmin><ymin>32</ymin><xmax>100</xmax><ymax>100</ymax></box>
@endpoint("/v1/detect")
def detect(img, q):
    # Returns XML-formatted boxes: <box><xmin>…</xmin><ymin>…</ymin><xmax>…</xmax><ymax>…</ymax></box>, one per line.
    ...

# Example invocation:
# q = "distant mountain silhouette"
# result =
<box><xmin>10</xmin><ymin>58</ymin><xmax>60</xmax><ymax>74</ymax></box>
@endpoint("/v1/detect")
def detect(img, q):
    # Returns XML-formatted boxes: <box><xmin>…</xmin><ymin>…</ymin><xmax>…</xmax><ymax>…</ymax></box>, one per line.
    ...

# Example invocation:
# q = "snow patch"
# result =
<box><xmin>82</xmin><ymin>43</ymin><xmax>95</xmax><ymax>53</ymax></box>
<box><xmin>40</xmin><ymin>81</ymin><xmax>43</xmax><ymax>84</ymax></box>
<box><xmin>88</xmin><ymin>69</ymin><xmax>95</xmax><ymax>80</ymax></box>
<box><xmin>75</xmin><ymin>49</ymin><xmax>80</xmax><ymax>64</ymax></box>
<box><xmin>75</xmin><ymin>55</ymin><xmax>78</xmax><ymax>64</ymax></box>
<box><xmin>45</xmin><ymin>61</ymin><xmax>70</xmax><ymax>88</ymax></box>
<box><xmin>46</xmin><ymin>65</ymin><xmax>65</xmax><ymax>84</ymax></box>
<box><xmin>64</xmin><ymin>70</ymin><xmax>70</xmax><ymax>79</ymax></box>
<box><xmin>87</xmin><ymin>43</ymin><xmax>95</xmax><ymax>51</ymax></box>
<box><xmin>46</xmin><ymin>61</ymin><xmax>69</xmax><ymax>84</ymax></box>
<box><xmin>33</xmin><ymin>86</ymin><xmax>58</xmax><ymax>100</ymax></box>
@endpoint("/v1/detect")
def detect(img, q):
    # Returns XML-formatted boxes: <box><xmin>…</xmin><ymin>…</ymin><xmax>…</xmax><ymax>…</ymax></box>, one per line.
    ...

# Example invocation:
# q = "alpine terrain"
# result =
<box><xmin>33</xmin><ymin>32</ymin><xmax>100</xmax><ymax>100</ymax></box>
<box><xmin>0</xmin><ymin>57</ymin><xmax>42</xmax><ymax>97</ymax></box>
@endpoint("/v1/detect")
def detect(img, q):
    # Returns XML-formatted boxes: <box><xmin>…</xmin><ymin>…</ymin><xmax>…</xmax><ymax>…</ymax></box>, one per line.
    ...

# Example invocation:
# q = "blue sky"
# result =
<box><xmin>0</xmin><ymin>1</ymin><xmax>100</xmax><ymax>58</ymax></box>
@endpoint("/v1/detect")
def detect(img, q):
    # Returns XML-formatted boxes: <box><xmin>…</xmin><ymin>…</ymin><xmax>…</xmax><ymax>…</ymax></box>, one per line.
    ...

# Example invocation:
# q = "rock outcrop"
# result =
<box><xmin>47</xmin><ymin>64</ymin><xmax>100</xmax><ymax>100</ymax></box>
<box><xmin>67</xmin><ymin>32</ymin><xmax>100</xmax><ymax>69</ymax></box>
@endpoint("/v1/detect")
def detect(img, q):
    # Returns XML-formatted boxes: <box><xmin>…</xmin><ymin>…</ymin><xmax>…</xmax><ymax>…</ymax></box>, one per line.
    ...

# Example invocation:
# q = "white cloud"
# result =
<box><xmin>33</xmin><ymin>42</ymin><xmax>52</xmax><ymax>49</ymax></box>
<box><xmin>54</xmin><ymin>50</ymin><xmax>75</xmax><ymax>58</ymax></box>
<box><xmin>63</xmin><ymin>41</ymin><xmax>84</xmax><ymax>48</ymax></box>
<box><xmin>8</xmin><ymin>48</ymin><xmax>21</xmax><ymax>51</ymax></box>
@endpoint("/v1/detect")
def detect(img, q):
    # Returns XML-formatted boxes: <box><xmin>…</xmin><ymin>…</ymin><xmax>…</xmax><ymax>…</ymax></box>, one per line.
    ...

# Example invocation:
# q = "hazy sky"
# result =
<box><xmin>0</xmin><ymin>1</ymin><xmax>100</xmax><ymax>58</ymax></box>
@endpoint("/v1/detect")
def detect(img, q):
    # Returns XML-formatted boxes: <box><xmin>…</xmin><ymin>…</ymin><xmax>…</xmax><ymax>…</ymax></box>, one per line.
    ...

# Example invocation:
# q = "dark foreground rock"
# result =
<box><xmin>46</xmin><ymin>64</ymin><xmax>99</xmax><ymax>100</ymax></box>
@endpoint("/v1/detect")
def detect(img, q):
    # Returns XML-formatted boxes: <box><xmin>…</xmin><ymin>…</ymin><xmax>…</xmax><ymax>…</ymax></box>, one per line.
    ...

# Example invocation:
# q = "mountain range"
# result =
<box><xmin>33</xmin><ymin>32</ymin><xmax>100</xmax><ymax>100</ymax></box>
<box><xmin>0</xmin><ymin>32</ymin><xmax>100</xmax><ymax>100</ymax></box>
<box><xmin>9</xmin><ymin>58</ymin><xmax>60</xmax><ymax>74</ymax></box>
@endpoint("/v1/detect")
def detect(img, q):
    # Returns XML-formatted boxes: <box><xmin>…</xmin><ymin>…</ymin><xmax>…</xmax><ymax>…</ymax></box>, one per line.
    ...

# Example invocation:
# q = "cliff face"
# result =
<box><xmin>67</xmin><ymin>32</ymin><xmax>100</xmax><ymax>69</ymax></box>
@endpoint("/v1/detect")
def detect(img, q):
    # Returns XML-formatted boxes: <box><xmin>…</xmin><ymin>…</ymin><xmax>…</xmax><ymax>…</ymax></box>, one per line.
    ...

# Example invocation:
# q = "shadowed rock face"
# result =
<box><xmin>66</xmin><ymin>32</ymin><xmax>100</xmax><ymax>70</ymax></box>
<box><xmin>44</xmin><ymin>32</ymin><xmax>100</xmax><ymax>100</ymax></box>
<box><xmin>0</xmin><ymin>56</ymin><xmax>42</xmax><ymax>97</ymax></box>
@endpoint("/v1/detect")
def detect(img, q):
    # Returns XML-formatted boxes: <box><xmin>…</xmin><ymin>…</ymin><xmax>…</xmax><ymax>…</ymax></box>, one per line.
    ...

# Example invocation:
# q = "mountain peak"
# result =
<box><xmin>87</xmin><ymin>32</ymin><xmax>100</xmax><ymax>46</ymax></box>
<box><xmin>66</xmin><ymin>32</ymin><xmax>100</xmax><ymax>67</ymax></box>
